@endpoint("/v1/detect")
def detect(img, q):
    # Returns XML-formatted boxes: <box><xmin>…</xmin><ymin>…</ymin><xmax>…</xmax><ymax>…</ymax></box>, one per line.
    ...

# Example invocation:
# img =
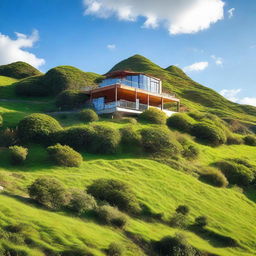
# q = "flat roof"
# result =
<box><xmin>104</xmin><ymin>70</ymin><xmax>161</xmax><ymax>80</ymax></box>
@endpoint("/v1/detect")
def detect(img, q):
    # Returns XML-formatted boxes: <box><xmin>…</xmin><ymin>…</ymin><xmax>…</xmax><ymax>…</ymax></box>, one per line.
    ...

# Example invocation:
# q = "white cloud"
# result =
<box><xmin>228</xmin><ymin>8</ymin><xmax>235</xmax><ymax>18</ymax></box>
<box><xmin>0</xmin><ymin>30</ymin><xmax>45</xmax><ymax>68</ymax></box>
<box><xmin>107</xmin><ymin>44</ymin><xmax>116</xmax><ymax>50</ymax></box>
<box><xmin>211</xmin><ymin>55</ymin><xmax>223</xmax><ymax>66</ymax></box>
<box><xmin>240</xmin><ymin>97</ymin><xmax>256</xmax><ymax>107</ymax></box>
<box><xmin>183</xmin><ymin>61</ymin><xmax>209</xmax><ymax>72</ymax></box>
<box><xmin>83</xmin><ymin>0</ymin><xmax>225</xmax><ymax>35</ymax></box>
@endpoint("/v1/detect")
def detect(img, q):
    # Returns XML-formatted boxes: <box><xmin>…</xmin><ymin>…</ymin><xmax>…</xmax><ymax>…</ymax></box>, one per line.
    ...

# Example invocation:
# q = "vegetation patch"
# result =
<box><xmin>139</xmin><ymin>108</ymin><xmax>167</xmax><ymax>124</ymax></box>
<box><xmin>9</xmin><ymin>145</ymin><xmax>28</xmax><ymax>165</ymax></box>
<box><xmin>79</xmin><ymin>109</ymin><xmax>99</xmax><ymax>123</ymax></box>
<box><xmin>167</xmin><ymin>113</ymin><xmax>194</xmax><ymax>133</ymax></box>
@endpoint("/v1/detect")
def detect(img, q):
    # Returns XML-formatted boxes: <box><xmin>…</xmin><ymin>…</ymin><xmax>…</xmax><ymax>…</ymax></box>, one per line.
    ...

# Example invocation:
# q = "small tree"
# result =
<box><xmin>195</xmin><ymin>216</ymin><xmax>208</xmax><ymax>228</ymax></box>
<box><xmin>9</xmin><ymin>146</ymin><xmax>28</xmax><ymax>165</ymax></box>
<box><xmin>176</xmin><ymin>205</ymin><xmax>190</xmax><ymax>215</ymax></box>
<box><xmin>28</xmin><ymin>177</ymin><xmax>68</xmax><ymax>209</ymax></box>
<box><xmin>79</xmin><ymin>109</ymin><xmax>99</xmax><ymax>122</ymax></box>
<box><xmin>139</xmin><ymin>108</ymin><xmax>167</xmax><ymax>124</ymax></box>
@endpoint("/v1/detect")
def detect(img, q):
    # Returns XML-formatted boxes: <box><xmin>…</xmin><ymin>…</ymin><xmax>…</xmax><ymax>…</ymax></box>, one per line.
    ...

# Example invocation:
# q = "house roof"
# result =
<box><xmin>104</xmin><ymin>70</ymin><xmax>161</xmax><ymax>80</ymax></box>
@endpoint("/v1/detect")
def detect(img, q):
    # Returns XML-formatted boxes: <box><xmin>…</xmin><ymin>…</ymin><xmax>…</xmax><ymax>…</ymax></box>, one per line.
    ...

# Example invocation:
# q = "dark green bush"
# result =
<box><xmin>176</xmin><ymin>205</ymin><xmax>190</xmax><ymax>215</ymax></box>
<box><xmin>52</xmin><ymin>126</ymin><xmax>95</xmax><ymax>150</ymax></box>
<box><xmin>107</xmin><ymin>242</ymin><xmax>124</xmax><ymax>256</ymax></box>
<box><xmin>195</xmin><ymin>216</ymin><xmax>208</xmax><ymax>227</ymax></box>
<box><xmin>9</xmin><ymin>146</ymin><xmax>28</xmax><ymax>165</ymax></box>
<box><xmin>178</xmin><ymin>137</ymin><xmax>199</xmax><ymax>159</ymax></box>
<box><xmin>28</xmin><ymin>177</ymin><xmax>68</xmax><ymax>209</ymax></box>
<box><xmin>68</xmin><ymin>189</ymin><xmax>97</xmax><ymax>215</ymax></box>
<box><xmin>187</xmin><ymin>111</ymin><xmax>205</xmax><ymax>121</ymax></box>
<box><xmin>96</xmin><ymin>205</ymin><xmax>127</xmax><ymax>228</ymax></box>
<box><xmin>215</xmin><ymin>160</ymin><xmax>254</xmax><ymax>186</ymax></box>
<box><xmin>119</xmin><ymin>126</ymin><xmax>141</xmax><ymax>147</ymax></box>
<box><xmin>61</xmin><ymin>248</ymin><xmax>94</xmax><ymax>256</ymax></box>
<box><xmin>18</xmin><ymin>113</ymin><xmax>62</xmax><ymax>143</ymax></box>
<box><xmin>166</xmin><ymin>114</ymin><xmax>193</xmax><ymax>133</ymax></box>
<box><xmin>244</xmin><ymin>135</ymin><xmax>256</xmax><ymax>146</ymax></box>
<box><xmin>169</xmin><ymin>213</ymin><xmax>188</xmax><ymax>229</ymax></box>
<box><xmin>139</xmin><ymin>108</ymin><xmax>167</xmax><ymax>124</ymax></box>
<box><xmin>91</xmin><ymin>125</ymin><xmax>121</xmax><ymax>154</ymax></box>
<box><xmin>87</xmin><ymin>179</ymin><xmax>141</xmax><ymax>214</ymax></box>
<box><xmin>0</xmin><ymin>128</ymin><xmax>19</xmax><ymax>147</ymax></box>
<box><xmin>47</xmin><ymin>144</ymin><xmax>83</xmax><ymax>167</ymax></box>
<box><xmin>226</xmin><ymin>134</ymin><xmax>243</xmax><ymax>145</ymax></box>
<box><xmin>79</xmin><ymin>109</ymin><xmax>99</xmax><ymax>122</ymax></box>
<box><xmin>191</xmin><ymin>122</ymin><xmax>226</xmax><ymax>146</ymax></box>
<box><xmin>199</xmin><ymin>167</ymin><xmax>228</xmax><ymax>187</ymax></box>
<box><xmin>140</xmin><ymin>127</ymin><xmax>181</xmax><ymax>155</ymax></box>
<box><xmin>55</xmin><ymin>90</ymin><xmax>89</xmax><ymax>110</ymax></box>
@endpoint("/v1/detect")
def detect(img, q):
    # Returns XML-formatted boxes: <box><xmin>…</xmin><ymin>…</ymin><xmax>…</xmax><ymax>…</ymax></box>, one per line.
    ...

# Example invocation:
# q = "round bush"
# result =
<box><xmin>178</xmin><ymin>137</ymin><xmax>199</xmax><ymax>159</ymax></box>
<box><xmin>87</xmin><ymin>179</ymin><xmax>141</xmax><ymax>214</ymax></box>
<box><xmin>96</xmin><ymin>205</ymin><xmax>127</xmax><ymax>228</ymax></box>
<box><xmin>0</xmin><ymin>128</ymin><xmax>18</xmax><ymax>147</ymax></box>
<box><xmin>226</xmin><ymin>134</ymin><xmax>243</xmax><ymax>145</ymax></box>
<box><xmin>191</xmin><ymin>122</ymin><xmax>226</xmax><ymax>146</ymax></box>
<box><xmin>215</xmin><ymin>161</ymin><xmax>254</xmax><ymax>186</ymax></box>
<box><xmin>139</xmin><ymin>108</ymin><xmax>167</xmax><ymax>124</ymax></box>
<box><xmin>47</xmin><ymin>144</ymin><xmax>83</xmax><ymax>167</ymax></box>
<box><xmin>28</xmin><ymin>177</ymin><xmax>68</xmax><ymax>209</ymax></box>
<box><xmin>108</xmin><ymin>242</ymin><xmax>124</xmax><ymax>256</ymax></box>
<box><xmin>18</xmin><ymin>113</ymin><xmax>62</xmax><ymax>143</ymax></box>
<box><xmin>140</xmin><ymin>127</ymin><xmax>181</xmax><ymax>155</ymax></box>
<box><xmin>244</xmin><ymin>135</ymin><xmax>256</xmax><ymax>146</ymax></box>
<box><xmin>119</xmin><ymin>126</ymin><xmax>141</xmax><ymax>147</ymax></box>
<box><xmin>195</xmin><ymin>216</ymin><xmax>208</xmax><ymax>227</ymax></box>
<box><xmin>166</xmin><ymin>114</ymin><xmax>193</xmax><ymax>133</ymax></box>
<box><xmin>91</xmin><ymin>125</ymin><xmax>121</xmax><ymax>154</ymax></box>
<box><xmin>175</xmin><ymin>205</ymin><xmax>190</xmax><ymax>216</ymax></box>
<box><xmin>199</xmin><ymin>167</ymin><xmax>228</xmax><ymax>188</ymax></box>
<box><xmin>68</xmin><ymin>189</ymin><xmax>97</xmax><ymax>215</ymax></box>
<box><xmin>9</xmin><ymin>146</ymin><xmax>28</xmax><ymax>165</ymax></box>
<box><xmin>79</xmin><ymin>109</ymin><xmax>99</xmax><ymax>122</ymax></box>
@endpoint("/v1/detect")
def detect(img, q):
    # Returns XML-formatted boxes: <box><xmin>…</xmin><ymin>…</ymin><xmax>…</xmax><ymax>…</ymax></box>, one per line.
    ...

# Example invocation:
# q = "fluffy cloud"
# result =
<box><xmin>83</xmin><ymin>0</ymin><xmax>225</xmax><ymax>35</ymax></box>
<box><xmin>239</xmin><ymin>97</ymin><xmax>256</xmax><ymax>106</ymax></box>
<box><xmin>211</xmin><ymin>55</ymin><xmax>223</xmax><ymax>66</ymax></box>
<box><xmin>0</xmin><ymin>30</ymin><xmax>45</xmax><ymax>68</ymax></box>
<box><xmin>228</xmin><ymin>8</ymin><xmax>235</xmax><ymax>18</ymax></box>
<box><xmin>183</xmin><ymin>61</ymin><xmax>209</xmax><ymax>72</ymax></box>
<box><xmin>107</xmin><ymin>44</ymin><xmax>116</xmax><ymax>50</ymax></box>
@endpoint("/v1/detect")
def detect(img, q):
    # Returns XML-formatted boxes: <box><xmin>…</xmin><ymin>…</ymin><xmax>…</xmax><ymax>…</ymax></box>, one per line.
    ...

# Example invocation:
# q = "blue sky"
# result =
<box><xmin>0</xmin><ymin>0</ymin><xmax>256</xmax><ymax>105</ymax></box>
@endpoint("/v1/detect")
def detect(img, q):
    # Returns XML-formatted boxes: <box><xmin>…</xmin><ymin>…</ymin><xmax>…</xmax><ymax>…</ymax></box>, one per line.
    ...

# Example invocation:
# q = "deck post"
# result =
<box><xmin>135</xmin><ymin>89</ymin><xmax>138</xmax><ymax>110</ymax></box>
<box><xmin>115</xmin><ymin>85</ymin><xmax>118</xmax><ymax>106</ymax></box>
<box><xmin>161</xmin><ymin>97</ymin><xmax>163</xmax><ymax>110</ymax></box>
<box><xmin>147</xmin><ymin>94</ymin><xmax>150</xmax><ymax>109</ymax></box>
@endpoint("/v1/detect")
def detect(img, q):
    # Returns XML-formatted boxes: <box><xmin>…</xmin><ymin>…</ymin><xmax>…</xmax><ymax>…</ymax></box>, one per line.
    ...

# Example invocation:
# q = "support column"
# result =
<box><xmin>115</xmin><ymin>85</ymin><xmax>118</xmax><ymax>105</ymax></box>
<box><xmin>161</xmin><ymin>97</ymin><xmax>163</xmax><ymax>110</ymax></box>
<box><xmin>147</xmin><ymin>94</ymin><xmax>150</xmax><ymax>109</ymax></box>
<box><xmin>135</xmin><ymin>89</ymin><xmax>138</xmax><ymax>110</ymax></box>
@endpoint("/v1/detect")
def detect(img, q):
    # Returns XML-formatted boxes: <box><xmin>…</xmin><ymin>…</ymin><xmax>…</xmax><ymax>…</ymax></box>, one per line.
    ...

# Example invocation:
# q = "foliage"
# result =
<box><xmin>244</xmin><ymin>135</ymin><xmax>256</xmax><ymax>146</ymax></box>
<box><xmin>227</xmin><ymin>119</ymin><xmax>251</xmax><ymax>135</ymax></box>
<box><xmin>61</xmin><ymin>248</ymin><xmax>94</xmax><ymax>256</ymax></box>
<box><xmin>28</xmin><ymin>177</ymin><xmax>68</xmax><ymax>209</ymax></box>
<box><xmin>175</xmin><ymin>205</ymin><xmax>190</xmax><ymax>215</ymax></box>
<box><xmin>0</xmin><ymin>61</ymin><xmax>42</xmax><ymax>79</ymax></box>
<box><xmin>139</xmin><ymin>107</ymin><xmax>167</xmax><ymax>124</ymax></box>
<box><xmin>194</xmin><ymin>216</ymin><xmax>208</xmax><ymax>227</ymax></box>
<box><xmin>96</xmin><ymin>205</ymin><xmax>127</xmax><ymax>228</ymax></box>
<box><xmin>191</xmin><ymin>122</ymin><xmax>227</xmax><ymax>146</ymax></box>
<box><xmin>67</xmin><ymin>189</ymin><xmax>97</xmax><ymax>215</ymax></box>
<box><xmin>0</xmin><ymin>128</ymin><xmax>19</xmax><ymax>147</ymax></box>
<box><xmin>9</xmin><ymin>146</ymin><xmax>28</xmax><ymax>165</ymax></box>
<box><xmin>119</xmin><ymin>125</ymin><xmax>141</xmax><ymax>147</ymax></box>
<box><xmin>199</xmin><ymin>167</ymin><xmax>228</xmax><ymax>188</ymax></box>
<box><xmin>18</xmin><ymin>113</ymin><xmax>62</xmax><ymax>143</ymax></box>
<box><xmin>47</xmin><ymin>144</ymin><xmax>83</xmax><ymax>167</ymax></box>
<box><xmin>169</xmin><ymin>213</ymin><xmax>188</xmax><ymax>229</ymax></box>
<box><xmin>226</xmin><ymin>134</ymin><xmax>244</xmax><ymax>145</ymax></box>
<box><xmin>87</xmin><ymin>179</ymin><xmax>141</xmax><ymax>214</ymax></box>
<box><xmin>0</xmin><ymin>115</ymin><xmax>2</xmax><ymax>127</ymax></box>
<box><xmin>166</xmin><ymin>113</ymin><xmax>194</xmax><ymax>133</ymax></box>
<box><xmin>177</xmin><ymin>136</ymin><xmax>199</xmax><ymax>159</ymax></box>
<box><xmin>107</xmin><ymin>242</ymin><xmax>124</xmax><ymax>256</ymax></box>
<box><xmin>79</xmin><ymin>109</ymin><xmax>99</xmax><ymax>122</ymax></box>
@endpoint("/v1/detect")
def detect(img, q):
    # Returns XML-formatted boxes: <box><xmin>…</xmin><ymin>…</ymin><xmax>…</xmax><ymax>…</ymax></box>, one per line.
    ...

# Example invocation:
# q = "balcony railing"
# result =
<box><xmin>102</xmin><ymin>100</ymin><xmax>149</xmax><ymax>111</ymax></box>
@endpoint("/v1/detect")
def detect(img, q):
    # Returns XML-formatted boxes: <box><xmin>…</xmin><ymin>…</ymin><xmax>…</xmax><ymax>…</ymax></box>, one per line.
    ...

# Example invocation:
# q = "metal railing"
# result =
<box><xmin>103</xmin><ymin>100</ymin><xmax>149</xmax><ymax>111</ymax></box>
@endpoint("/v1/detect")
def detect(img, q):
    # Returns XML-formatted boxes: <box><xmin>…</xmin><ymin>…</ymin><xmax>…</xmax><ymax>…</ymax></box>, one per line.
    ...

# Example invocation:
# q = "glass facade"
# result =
<box><xmin>99</xmin><ymin>74</ymin><xmax>161</xmax><ymax>94</ymax></box>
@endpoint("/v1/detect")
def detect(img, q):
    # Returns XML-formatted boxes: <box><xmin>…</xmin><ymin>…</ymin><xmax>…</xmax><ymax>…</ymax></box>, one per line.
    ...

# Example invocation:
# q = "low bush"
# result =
<box><xmin>47</xmin><ymin>144</ymin><xmax>83</xmax><ymax>167</ymax></box>
<box><xmin>175</xmin><ymin>205</ymin><xmax>190</xmax><ymax>215</ymax></box>
<box><xmin>68</xmin><ymin>189</ymin><xmax>97</xmax><ymax>215</ymax></box>
<box><xmin>195</xmin><ymin>216</ymin><xmax>208</xmax><ymax>228</ymax></box>
<box><xmin>119</xmin><ymin>126</ymin><xmax>141</xmax><ymax>147</ymax></box>
<box><xmin>191</xmin><ymin>122</ymin><xmax>226</xmax><ymax>146</ymax></box>
<box><xmin>61</xmin><ymin>248</ymin><xmax>94</xmax><ymax>256</ymax></box>
<box><xmin>178</xmin><ymin>137</ymin><xmax>199</xmax><ymax>159</ymax></box>
<box><xmin>91</xmin><ymin>125</ymin><xmax>121</xmax><ymax>154</ymax></box>
<box><xmin>187</xmin><ymin>111</ymin><xmax>205</xmax><ymax>121</ymax></box>
<box><xmin>87</xmin><ymin>179</ymin><xmax>141</xmax><ymax>214</ymax></box>
<box><xmin>215</xmin><ymin>160</ymin><xmax>254</xmax><ymax>186</ymax></box>
<box><xmin>96</xmin><ymin>205</ymin><xmax>127</xmax><ymax>228</ymax></box>
<box><xmin>107</xmin><ymin>242</ymin><xmax>124</xmax><ymax>256</ymax></box>
<box><xmin>9</xmin><ymin>146</ymin><xmax>28</xmax><ymax>165</ymax></box>
<box><xmin>226</xmin><ymin>134</ymin><xmax>244</xmax><ymax>145</ymax></box>
<box><xmin>199</xmin><ymin>167</ymin><xmax>228</xmax><ymax>188</ymax></box>
<box><xmin>166</xmin><ymin>114</ymin><xmax>194</xmax><ymax>133</ymax></box>
<box><xmin>18</xmin><ymin>113</ymin><xmax>62</xmax><ymax>143</ymax></box>
<box><xmin>0</xmin><ymin>115</ymin><xmax>2</xmax><ymax>127</ymax></box>
<box><xmin>0</xmin><ymin>128</ymin><xmax>19</xmax><ymax>147</ymax></box>
<box><xmin>79</xmin><ymin>109</ymin><xmax>99</xmax><ymax>122</ymax></box>
<box><xmin>169</xmin><ymin>213</ymin><xmax>188</xmax><ymax>229</ymax></box>
<box><xmin>28</xmin><ymin>177</ymin><xmax>68</xmax><ymax>209</ymax></box>
<box><xmin>139</xmin><ymin>108</ymin><xmax>167</xmax><ymax>124</ymax></box>
<box><xmin>228</xmin><ymin>119</ymin><xmax>251</xmax><ymax>135</ymax></box>
<box><xmin>140</xmin><ymin>127</ymin><xmax>181</xmax><ymax>155</ymax></box>
<box><xmin>244</xmin><ymin>135</ymin><xmax>256</xmax><ymax>146</ymax></box>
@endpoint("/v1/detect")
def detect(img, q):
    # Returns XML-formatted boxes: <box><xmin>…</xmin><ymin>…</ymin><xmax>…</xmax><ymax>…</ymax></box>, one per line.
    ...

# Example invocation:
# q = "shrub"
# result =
<box><xmin>68</xmin><ymin>189</ymin><xmax>97</xmax><ymax>215</ymax></box>
<box><xmin>119</xmin><ymin>126</ymin><xmax>141</xmax><ymax>147</ymax></box>
<box><xmin>195</xmin><ymin>216</ymin><xmax>208</xmax><ymax>228</ymax></box>
<box><xmin>96</xmin><ymin>205</ymin><xmax>127</xmax><ymax>228</ymax></box>
<box><xmin>215</xmin><ymin>160</ymin><xmax>254</xmax><ymax>186</ymax></box>
<box><xmin>87</xmin><ymin>179</ymin><xmax>141</xmax><ymax>214</ymax></box>
<box><xmin>56</xmin><ymin>90</ymin><xmax>89</xmax><ymax>110</ymax></box>
<box><xmin>244</xmin><ymin>135</ymin><xmax>256</xmax><ymax>146</ymax></box>
<box><xmin>176</xmin><ymin>205</ymin><xmax>190</xmax><ymax>215</ymax></box>
<box><xmin>226</xmin><ymin>134</ymin><xmax>243</xmax><ymax>145</ymax></box>
<box><xmin>187</xmin><ymin>111</ymin><xmax>205</xmax><ymax>121</ymax></box>
<box><xmin>166</xmin><ymin>114</ymin><xmax>193</xmax><ymax>133</ymax></box>
<box><xmin>91</xmin><ymin>125</ymin><xmax>121</xmax><ymax>154</ymax></box>
<box><xmin>47</xmin><ymin>144</ymin><xmax>83</xmax><ymax>167</ymax></box>
<box><xmin>169</xmin><ymin>213</ymin><xmax>188</xmax><ymax>229</ymax></box>
<box><xmin>0</xmin><ymin>128</ymin><xmax>19</xmax><ymax>147</ymax></box>
<box><xmin>107</xmin><ymin>242</ymin><xmax>124</xmax><ymax>256</ymax></box>
<box><xmin>140</xmin><ymin>127</ymin><xmax>181</xmax><ymax>155</ymax></box>
<box><xmin>199</xmin><ymin>167</ymin><xmax>228</xmax><ymax>188</ymax></box>
<box><xmin>18</xmin><ymin>113</ymin><xmax>62</xmax><ymax>143</ymax></box>
<box><xmin>9</xmin><ymin>146</ymin><xmax>28</xmax><ymax>165</ymax></box>
<box><xmin>0</xmin><ymin>115</ymin><xmax>2</xmax><ymax>127</ymax></box>
<box><xmin>52</xmin><ymin>126</ymin><xmax>95</xmax><ymax>150</ymax></box>
<box><xmin>28</xmin><ymin>177</ymin><xmax>68</xmax><ymax>209</ymax></box>
<box><xmin>139</xmin><ymin>108</ymin><xmax>167</xmax><ymax>124</ymax></box>
<box><xmin>79</xmin><ymin>109</ymin><xmax>99</xmax><ymax>122</ymax></box>
<box><xmin>228</xmin><ymin>119</ymin><xmax>251</xmax><ymax>135</ymax></box>
<box><xmin>61</xmin><ymin>248</ymin><xmax>94</xmax><ymax>256</ymax></box>
<box><xmin>191</xmin><ymin>122</ymin><xmax>226</xmax><ymax>146</ymax></box>
<box><xmin>178</xmin><ymin>137</ymin><xmax>199</xmax><ymax>159</ymax></box>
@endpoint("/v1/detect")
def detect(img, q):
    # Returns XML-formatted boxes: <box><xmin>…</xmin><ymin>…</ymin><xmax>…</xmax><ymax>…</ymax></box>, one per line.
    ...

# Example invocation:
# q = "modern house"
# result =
<box><xmin>85</xmin><ymin>70</ymin><xmax>180</xmax><ymax>116</ymax></box>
